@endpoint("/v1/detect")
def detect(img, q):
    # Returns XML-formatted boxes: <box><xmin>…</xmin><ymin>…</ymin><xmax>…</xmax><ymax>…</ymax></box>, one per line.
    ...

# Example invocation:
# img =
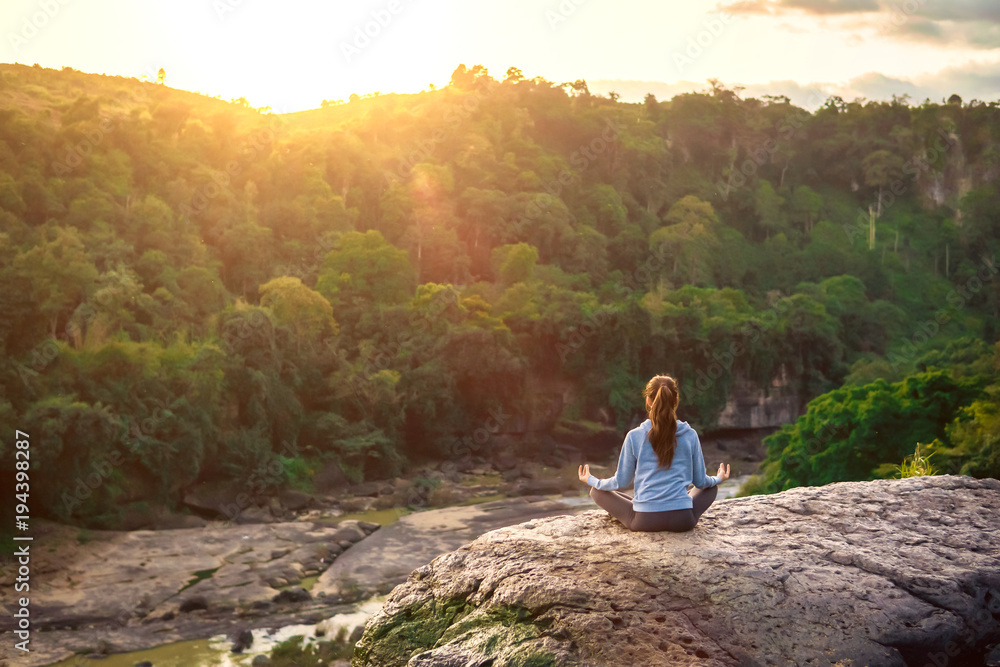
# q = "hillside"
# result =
<box><xmin>0</xmin><ymin>62</ymin><xmax>998</xmax><ymax>529</ymax></box>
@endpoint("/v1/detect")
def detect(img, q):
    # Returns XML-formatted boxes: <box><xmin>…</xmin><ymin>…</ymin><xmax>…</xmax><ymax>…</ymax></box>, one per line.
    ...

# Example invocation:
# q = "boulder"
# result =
<box><xmin>178</xmin><ymin>596</ymin><xmax>208</xmax><ymax>613</ymax></box>
<box><xmin>494</xmin><ymin>451</ymin><xmax>519</xmax><ymax>471</ymax></box>
<box><xmin>152</xmin><ymin>511</ymin><xmax>208</xmax><ymax>530</ymax></box>
<box><xmin>272</xmin><ymin>586</ymin><xmax>312</xmax><ymax>604</ymax></box>
<box><xmin>235</xmin><ymin>505</ymin><xmax>273</xmax><ymax>524</ymax></box>
<box><xmin>313</xmin><ymin>460</ymin><xmax>350</xmax><ymax>493</ymax></box>
<box><xmin>182</xmin><ymin>480</ymin><xmax>248</xmax><ymax>519</ymax></box>
<box><xmin>331</xmin><ymin>522</ymin><xmax>367</xmax><ymax>543</ymax></box>
<box><xmin>357</xmin><ymin>521</ymin><xmax>381</xmax><ymax>535</ymax></box>
<box><xmin>354</xmin><ymin>475</ymin><xmax>1000</xmax><ymax>667</ymax></box>
<box><xmin>278</xmin><ymin>489</ymin><xmax>314</xmax><ymax>511</ymax></box>
<box><xmin>230</xmin><ymin>627</ymin><xmax>254</xmax><ymax>653</ymax></box>
<box><xmin>501</xmin><ymin>466</ymin><xmax>522</xmax><ymax>482</ymax></box>
<box><xmin>352</xmin><ymin>481</ymin><xmax>382</xmax><ymax>497</ymax></box>
<box><xmin>340</xmin><ymin>496</ymin><xmax>377</xmax><ymax>513</ymax></box>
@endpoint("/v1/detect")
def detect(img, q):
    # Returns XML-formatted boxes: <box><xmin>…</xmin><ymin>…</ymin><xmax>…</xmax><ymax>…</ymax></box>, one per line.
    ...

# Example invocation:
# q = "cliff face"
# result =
<box><xmin>714</xmin><ymin>376</ymin><xmax>801</xmax><ymax>430</ymax></box>
<box><xmin>354</xmin><ymin>475</ymin><xmax>1000</xmax><ymax>667</ymax></box>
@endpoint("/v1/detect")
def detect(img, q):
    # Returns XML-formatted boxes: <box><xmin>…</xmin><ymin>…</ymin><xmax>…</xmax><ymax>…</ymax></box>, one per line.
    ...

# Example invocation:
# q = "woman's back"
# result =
<box><xmin>589</xmin><ymin>419</ymin><xmax>720</xmax><ymax>512</ymax></box>
<box><xmin>581</xmin><ymin>373</ymin><xmax>728</xmax><ymax>532</ymax></box>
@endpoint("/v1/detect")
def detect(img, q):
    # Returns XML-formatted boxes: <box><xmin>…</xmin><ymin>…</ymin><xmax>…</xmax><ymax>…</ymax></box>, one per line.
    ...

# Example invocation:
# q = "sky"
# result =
<box><xmin>3</xmin><ymin>0</ymin><xmax>1000</xmax><ymax>112</ymax></box>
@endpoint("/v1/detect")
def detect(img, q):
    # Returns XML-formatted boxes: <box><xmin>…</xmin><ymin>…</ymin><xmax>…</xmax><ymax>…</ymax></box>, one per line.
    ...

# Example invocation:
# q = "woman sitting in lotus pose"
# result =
<box><xmin>579</xmin><ymin>374</ymin><xmax>730</xmax><ymax>532</ymax></box>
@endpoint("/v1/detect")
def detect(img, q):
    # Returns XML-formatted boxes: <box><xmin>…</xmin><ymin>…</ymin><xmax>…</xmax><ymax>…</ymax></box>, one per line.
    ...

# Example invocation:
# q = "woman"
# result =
<box><xmin>578</xmin><ymin>374</ymin><xmax>730</xmax><ymax>532</ymax></box>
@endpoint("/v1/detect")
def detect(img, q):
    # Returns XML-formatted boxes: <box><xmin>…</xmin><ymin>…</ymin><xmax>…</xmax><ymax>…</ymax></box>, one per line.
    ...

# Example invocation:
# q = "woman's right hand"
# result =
<box><xmin>717</xmin><ymin>462</ymin><xmax>731</xmax><ymax>482</ymax></box>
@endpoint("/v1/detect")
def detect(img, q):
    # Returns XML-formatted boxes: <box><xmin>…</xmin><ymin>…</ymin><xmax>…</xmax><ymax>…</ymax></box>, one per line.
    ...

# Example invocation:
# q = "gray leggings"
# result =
<box><xmin>589</xmin><ymin>484</ymin><xmax>718</xmax><ymax>532</ymax></box>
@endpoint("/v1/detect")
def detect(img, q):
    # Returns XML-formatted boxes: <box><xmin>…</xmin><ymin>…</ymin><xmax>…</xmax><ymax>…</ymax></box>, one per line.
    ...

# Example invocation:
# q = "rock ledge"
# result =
<box><xmin>355</xmin><ymin>475</ymin><xmax>1000</xmax><ymax>666</ymax></box>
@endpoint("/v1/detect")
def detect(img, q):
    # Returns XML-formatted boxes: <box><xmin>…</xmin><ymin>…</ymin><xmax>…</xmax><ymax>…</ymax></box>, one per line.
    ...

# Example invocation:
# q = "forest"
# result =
<box><xmin>0</xmin><ymin>62</ymin><xmax>998</xmax><ymax>528</ymax></box>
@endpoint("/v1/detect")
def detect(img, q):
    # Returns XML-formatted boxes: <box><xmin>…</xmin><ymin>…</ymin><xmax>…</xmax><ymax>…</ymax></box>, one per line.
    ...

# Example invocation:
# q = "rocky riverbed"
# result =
<box><xmin>0</xmin><ymin>444</ymin><xmax>758</xmax><ymax>666</ymax></box>
<box><xmin>0</xmin><ymin>493</ymin><xmax>604</xmax><ymax>665</ymax></box>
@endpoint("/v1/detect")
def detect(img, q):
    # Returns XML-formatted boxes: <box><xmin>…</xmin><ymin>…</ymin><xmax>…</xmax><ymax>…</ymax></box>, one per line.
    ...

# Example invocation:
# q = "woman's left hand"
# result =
<box><xmin>578</xmin><ymin>464</ymin><xmax>590</xmax><ymax>482</ymax></box>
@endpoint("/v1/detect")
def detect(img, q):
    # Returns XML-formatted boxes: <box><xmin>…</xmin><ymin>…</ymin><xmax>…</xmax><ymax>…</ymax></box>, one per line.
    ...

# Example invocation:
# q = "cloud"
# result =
<box><xmin>588</xmin><ymin>61</ymin><xmax>1000</xmax><ymax>108</ymax></box>
<box><xmin>914</xmin><ymin>1</ymin><xmax>1000</xmax><ymax>23</ymax></box>
<box><xmin>894</xmin><ymin>20</ymin><xmax>944</xmax><ymax>40</ymax></box>
<box><xmin>915</xmin><ymin>60</ymin><xmax>1000</xmax><ymax>102</ymax></box>
<box><xmin>724</xmin><ymin>0</ymin><xmax>1000</xmax><ymax>19</ymax></box>
<box><xmin>885</xmin><ymin>19</ymin><xmax>1000</xmax><ymax>48</ymax></box>
<box><xmin>722</xmin><ymin>0</ymin><xmax>1000</xmax><ymax>49</ymax></box>
<box><xmin>717</xmin><ymin>1</ymin><xmax>773</xmax><ymax>13</ymax></box>
<box><xmin>835</xmin><ymin>72</ymin><xmax>928</xmax><ymax>102</ymax></box>
<box><xmin>780</xmin><ymin>0</ymin><xmax>878</xmax><ymax>15</ymax></box>
<box><xmin>720</xmin><ymin>0</ymin><xmax>878</xmax><ymax>15</ymax></box>
<box><xmin>587</xmin><ymin>78</ymin><xmax>834</xmax><ymax>108</ymax></box>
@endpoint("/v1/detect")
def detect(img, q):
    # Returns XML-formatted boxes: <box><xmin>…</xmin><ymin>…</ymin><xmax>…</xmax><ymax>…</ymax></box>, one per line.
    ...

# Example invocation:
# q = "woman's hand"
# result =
<box><xmin>578</xmin><ymin>464</ymin><xmax>591</xmax><ymax>482</ymax></box>
<box><xmin>717</xmin><ymin>462</ymin><xmax>731</xmax><ymax>482</ymax></box>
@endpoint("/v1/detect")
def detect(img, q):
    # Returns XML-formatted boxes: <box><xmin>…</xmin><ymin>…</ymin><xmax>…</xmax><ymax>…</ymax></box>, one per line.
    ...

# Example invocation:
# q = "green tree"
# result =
<box><xmin>491</xmin><ymin>242</ymin><xmax>539</xmax><ymax>285</ymax></box>
<box><xmin>754</xmin><ymin>180</ymin><xmax>786</xmax><ymax>240</ymax></box>
<box><xmin>789</xmin><ymin>185</ymin><xmax>823</xmax><ymax>234</ymax></box>
<box><xmin>259</xmin><ymin>276</ymin><xmax>338</xmax><ymax>351</ymax></box>
<box><xmin>862</xmin><ymin>149</ymin><xmax>903</xmax><ymax>217</ymax></box>
<box><xmin>317</xmin><ymin>230</ymin><xmax>416</xmax><ymax>310</ymax></box>
<box><xmin>13</xmin><ymin>226</ymin><xmax>98</xmax><ymax>337</ymax></box>
<box><xmin>649</xmin><ymin>195</ymin><xmax>720</xmax><ymax>285</ymax></box>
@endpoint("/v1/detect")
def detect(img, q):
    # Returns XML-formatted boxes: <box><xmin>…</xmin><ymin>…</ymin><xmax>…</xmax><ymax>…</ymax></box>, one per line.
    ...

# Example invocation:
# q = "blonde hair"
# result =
<box><xmin>644</xmin><ymin>375</ymin><xmax>679</xmax><ymax>469</ymax></box>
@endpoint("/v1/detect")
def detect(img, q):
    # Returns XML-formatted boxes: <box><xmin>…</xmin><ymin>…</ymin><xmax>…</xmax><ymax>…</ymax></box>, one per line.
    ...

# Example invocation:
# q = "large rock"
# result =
<box><xmin>182</xmin><ymin>480</ymin><xmax>248</xmax><ymax>519</ymax></box>
<box><xmin>354</xmin><ymin>475</ymin><xmax>1000</xmax><ymax>666</ymax></box>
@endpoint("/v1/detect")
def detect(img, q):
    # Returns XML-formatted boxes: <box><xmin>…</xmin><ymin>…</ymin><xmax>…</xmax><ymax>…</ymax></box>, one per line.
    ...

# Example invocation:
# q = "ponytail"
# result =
<box><xmin>645</xmin><ymin>376</ymin><xmax>678</xmax><ymax>469</ymax></box>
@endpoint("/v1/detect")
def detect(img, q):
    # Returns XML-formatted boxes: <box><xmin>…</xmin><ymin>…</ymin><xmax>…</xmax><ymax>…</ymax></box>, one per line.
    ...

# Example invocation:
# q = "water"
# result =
<box><xmin>49</xmin><ymin>596</ymin><xmax>386</xmax><ymax>667</ymax></box>
<box><xmin>719</xmin><ymin>474</ymin><xmax>754</xmax><ymax>500</ymax></box>
<box><xmin>327</xmin><ymin>506</ymin><xmax>412</xmax><ymax>526</ymax></box>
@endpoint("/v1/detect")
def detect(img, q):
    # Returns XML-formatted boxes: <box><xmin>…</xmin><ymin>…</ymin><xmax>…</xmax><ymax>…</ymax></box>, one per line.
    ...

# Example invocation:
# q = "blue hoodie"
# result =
<box><xmin>586</xmin><ymin>419</ymin><xmax>721</xmax><ymax>512</ymax></box>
